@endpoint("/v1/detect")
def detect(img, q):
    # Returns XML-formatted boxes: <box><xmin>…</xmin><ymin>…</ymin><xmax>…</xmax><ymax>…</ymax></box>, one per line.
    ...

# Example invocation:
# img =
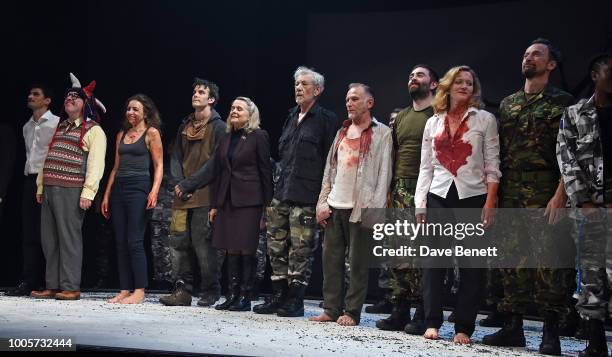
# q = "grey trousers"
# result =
<box><xmin>322</xmin><ymin>209</ymin><xmax>372</xmax><ymax>324</ymax></box>
<box><xmin>41</xmin><ymin>186</ymin><xmax>85</xmax><ymax>291</ymax></box>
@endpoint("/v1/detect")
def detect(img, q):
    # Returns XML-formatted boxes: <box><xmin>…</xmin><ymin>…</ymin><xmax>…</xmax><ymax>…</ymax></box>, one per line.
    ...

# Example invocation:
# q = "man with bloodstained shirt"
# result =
<box><xmin>309</xmin><ymin>83</ymin><xmax>393</xmax><ymax>327</ymax></box>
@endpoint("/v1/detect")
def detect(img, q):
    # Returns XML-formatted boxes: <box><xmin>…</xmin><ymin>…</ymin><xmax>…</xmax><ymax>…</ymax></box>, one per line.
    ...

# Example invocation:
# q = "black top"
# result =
<box><xmin>117</xmin><ymin>128</ymin><xmax>151</xmax><ymax>177</ymax></box>
<box><xmin>228</xmin><ymin>128</ymin><xmax>244</xmax><ymax>164</ymax></box>
<box><xmin>275</xmin><ymin>103</ymin><xmax>339</xmax><ymax>205</ymax></box>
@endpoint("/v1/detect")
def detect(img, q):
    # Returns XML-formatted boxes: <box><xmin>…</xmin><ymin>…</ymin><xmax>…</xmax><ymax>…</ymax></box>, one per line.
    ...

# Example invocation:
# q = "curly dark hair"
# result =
<box><xmin>122</xmin><ymin>93</ymin><xmax>162</xmax><ymax>131</ymax></box>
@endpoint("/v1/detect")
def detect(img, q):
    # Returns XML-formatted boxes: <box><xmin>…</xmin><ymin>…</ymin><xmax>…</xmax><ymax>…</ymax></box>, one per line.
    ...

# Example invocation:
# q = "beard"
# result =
<box><xmin>522</xmin><ymin>65</ymin><xmax>543</xmax><ymax>79</ymax></box>
<box><xmin>409</xmin><ymin>82</ymin><xmax>430</xmax><ymax>100</ymax></box>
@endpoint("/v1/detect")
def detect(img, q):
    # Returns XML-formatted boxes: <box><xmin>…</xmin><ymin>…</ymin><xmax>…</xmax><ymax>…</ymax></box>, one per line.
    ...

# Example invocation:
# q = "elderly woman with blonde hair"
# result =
<box><xmin>202</xmin><ymin>97</ymin><xmax>273</xmax><ymax>312</ymax></box>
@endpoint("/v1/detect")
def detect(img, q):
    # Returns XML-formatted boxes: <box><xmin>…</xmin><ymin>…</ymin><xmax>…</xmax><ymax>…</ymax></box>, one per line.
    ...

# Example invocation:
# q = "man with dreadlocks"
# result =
<box><xmin>31</xmin><ymin>73</ymin><xmax>107</xmax><ymax>301</ymax></box>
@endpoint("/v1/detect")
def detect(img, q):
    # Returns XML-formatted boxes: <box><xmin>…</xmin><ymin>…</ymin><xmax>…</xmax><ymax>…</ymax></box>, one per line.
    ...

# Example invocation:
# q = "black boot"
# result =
<box><xmin>229</xmin><ymin>255</ymin><xmax>253</xmax><ymax>312</ymax></box>
<box><xmin>277</xmin><ymin>282</ymin><xmax>306</xmax><ymax>317</ymax></box>
<box><xmin>404</xmin><ymin>304</ymin><xmax>426</xmax><ymax>335</ymax></box>
<box><xmin>479</xmin><ymin>308</ymin><xmax>506</xmax><ymax>328</ymax></box>
<box><xmin>159</xmin><ymin>280</ymin><xmax>192</xmax><ymax>306</ymax></box>
<box><xmin>539</xmin><ymin>312</ymin><xmax>561</xmax><ymax>356</ymax></box>
<box><xmin>482</xmin><ymin>313</ymin><xmax>526</xmax><ymax>347</ymax></box>
<box><xmin>578</xmin><ymin>319</ymin><xmax>608</xmax><ymax>357</ymax></box>
<box><xmin>575</xmin><ymin>318</ymin><xmax>589</xmax><ymax>340</ymax></box>
<box><xmin>5</xmin><ymin>282</ymin><xmax>32</xmax><ymax>297</ymax></box>
<box><xmin>366</xmin><ymin>298</ymin><xmax>393</xmax><ymax>314</ymax></box>
<box><xmin>375</xmin><ymin>300</ymin><xmax>411</xmax><ymax>331</ymax></box>
<box><xmin>559</xmin><ymin>307</ymin><xmax>579</xmax><ymax>337</ymax></box>
<box><xmin>215</xmin><ymin>255</ymin><xmax>240</xmax><ymax>310</ymax></box>
<box><xmin>253</xmin><ymin>280</ymin><xmax>288</xmax><ymax>314</ymax></box>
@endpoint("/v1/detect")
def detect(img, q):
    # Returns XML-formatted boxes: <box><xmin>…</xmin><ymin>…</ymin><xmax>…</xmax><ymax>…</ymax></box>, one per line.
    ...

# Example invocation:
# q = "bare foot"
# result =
<box><xmin>424</xmin><ymin>328</ymin><xmax>440</xmax><ymax>340</ymax></box>
<box><xmin>309</xmin><ymin>312</ymin><xmax>334</xmax><ymax>322</ymax></box>
<box><xmin>119</xmin><ymin>289</ymin><xmax>145</xmax><ymax>304</ymax></box>
<box><xmin>453</xmin><ymin>332</ymin><xmax>471</xmax><ymax>344</ymax></box>
<box><xmin>107</xmin><ymin>290</ymin><xmax>130</xmax><ymax>303</ymax></box>
<box><xmin>336</xmin><ymin>314</ymin><xmax>357</xmax><ymax>326</ymax></box>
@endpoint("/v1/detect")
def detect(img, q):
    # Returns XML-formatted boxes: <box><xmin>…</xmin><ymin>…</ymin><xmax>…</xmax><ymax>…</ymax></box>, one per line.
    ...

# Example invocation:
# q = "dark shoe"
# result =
<box><xmin>197</xmin><ymin>293</ymin><xmax>220</xmax><ymax>307</ymax></box>
<box><xmin>559</xmin><ymin>308</ymin><xmax>579</xmax><ymax>337</ymax></box>
<box><xmin>30</xmin><ymin>289</ymin><xmax>59</xmax><ymax>299</ymax></box>
<box><xmin>578</xmin><ymin>319</ymin><xmax>608</xmax><ymax>357</ymax></box>
<box><xmin>448</xmin><ymin>311</ymin><xmax>456</xmax><ymax>323</ymax></box>
<box><xmin>55</xmin><ymin>290</ymin><xmax>80</xmax><ymax>300</ymax></box>
<box><xmin>575</xmin><ymin>318</ymin><xmax>588</xmax><ymax>340</ymax></box>
<box><xmin>319</xmin><ymin>301</ymin><xmax>324</xmax><ymax>308</ymax></box>
<box><xmin>159</xmin><ymin>280</ymin><xmax>192</xmax><ymax>306</ymax></box>
<box><xmin>365</xmin><ymin>299</ymin><xmax>393</xmax><ymax>314</ymax></box>
<box><xmin>253</xmin><ymin>280</ymin><xmax>288</xmax><ymax>314</ymax></box>
<box><xmin>482</xmin><ymin>314</ymin><xmax>526</xmax><ymax>347</ymax></box>
<box><xmin>6</xmin><ymin>282</ymin><xmax>32</xmax><ymax>296</ymax></box>
<box><xmin>375</xmin><ymin>301</ymin><xmax>411</xmax><ymax>331</ymax></box>
<box><xmin>228</xmin><ymin>255</ymin><xmax>254</xmax><ymax>312</ymax></box>
<box><xmin>404</xmin><ymin>304</ymin><xmax>427</xmax><ymax>335</ymax></box>
<box><xmin>480</xmin><ymin>309</ymin><xmax>506</xmax><ymax>328</ymax></box>
<box><xmin>216</xmin><ymin>255</ymin><xmax>241</xmax><ymax>311</ymax></box>
<box><xmin>539</xmin><ymin>312</ymin><xmax>561</xmax><ymax>356</ymax></box>
<box><xmin>277</xmin><ymin>282</ymin><xmax>306</xmax><ymax>317</ymax></box>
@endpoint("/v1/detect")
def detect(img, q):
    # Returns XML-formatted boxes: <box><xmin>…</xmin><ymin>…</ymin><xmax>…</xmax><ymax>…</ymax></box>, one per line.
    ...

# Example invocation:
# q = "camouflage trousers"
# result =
<box><xmin>150</xmin><ymin>218</ymin><xmax>173</xmax><ymax>284</ymax></box>
<box><xmin>389</xmin><ymin>178</ymin><xmax>422</xmax><ymax>304</ymax></box>
<box><xmin>573</xmin><ymin>210</ymin><xmax>612</xmax><ymax>321</ymax></box>
<box><xmin>497</xmin><ymin>211</ymin><xmax>576</xmax><ymax>315</ymax></box>
<box><xmin>169</xmin><ymin>206</ymin><xmax>224</xmax><ymax>295</ymax></box>
<box><xmin>255</xmin><ymin>225</ymin><xmax>267</xmax><ymax>281</ymax></box>
<box><xmin>267</xmin><ymin>199</ymin><xmax>318</xmax><ymax>286</ymax></box>
<box><xmin>484</xmin><ymin>268</ymin><xmax>504</xmax><ymax>307</ymax></box>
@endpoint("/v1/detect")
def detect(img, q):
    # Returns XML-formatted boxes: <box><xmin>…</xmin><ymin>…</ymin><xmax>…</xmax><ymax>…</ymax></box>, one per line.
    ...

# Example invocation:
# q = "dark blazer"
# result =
<box><xmin>211</xmin><ymin>128</ymin><xmax>273</xmax><ymax>208</ymax></box>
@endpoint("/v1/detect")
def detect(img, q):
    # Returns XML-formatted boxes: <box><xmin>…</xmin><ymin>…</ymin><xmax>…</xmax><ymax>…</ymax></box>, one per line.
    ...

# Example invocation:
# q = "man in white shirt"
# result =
<box><xmin>6</xmin><ymin>85</ymin><xmax>59</xmax><ymax>297</ymax></box>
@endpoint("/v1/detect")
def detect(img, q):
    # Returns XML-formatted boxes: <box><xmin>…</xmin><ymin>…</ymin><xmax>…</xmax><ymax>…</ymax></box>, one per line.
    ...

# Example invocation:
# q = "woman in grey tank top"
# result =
<box><xmin>101</xmin><ymin>94</ymin><xmax>163</xmax><ymax>304</ymax></box>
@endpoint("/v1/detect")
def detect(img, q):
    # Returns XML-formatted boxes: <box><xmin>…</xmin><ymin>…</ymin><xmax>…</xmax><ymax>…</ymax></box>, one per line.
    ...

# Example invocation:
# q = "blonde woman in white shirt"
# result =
<box><xmin>414</xmin><ymin>65</ymin><xmax>501</xmax><ymax>344</ymax></box>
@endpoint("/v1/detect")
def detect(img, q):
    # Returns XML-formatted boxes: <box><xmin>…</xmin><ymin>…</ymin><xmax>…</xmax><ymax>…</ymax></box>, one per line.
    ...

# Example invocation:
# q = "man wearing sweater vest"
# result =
<box><xmin>31</xmin><ymin>85</ymin><xmax>107</xmax><ymax>300</ymax></box>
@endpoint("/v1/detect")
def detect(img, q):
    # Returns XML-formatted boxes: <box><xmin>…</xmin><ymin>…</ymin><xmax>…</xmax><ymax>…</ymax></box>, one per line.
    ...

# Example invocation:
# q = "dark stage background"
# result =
<box><xmin>1</xmin><ymin>0</ymin><xmax>610</xmax><ymax>298</ymax></box>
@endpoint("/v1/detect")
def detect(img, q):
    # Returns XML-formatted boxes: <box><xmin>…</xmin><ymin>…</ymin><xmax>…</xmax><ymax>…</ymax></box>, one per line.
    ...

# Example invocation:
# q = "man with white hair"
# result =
<box><xmin>253</xmin><ymin>66</ymin><xmax>339</xmax><ymax>317</ymax></box>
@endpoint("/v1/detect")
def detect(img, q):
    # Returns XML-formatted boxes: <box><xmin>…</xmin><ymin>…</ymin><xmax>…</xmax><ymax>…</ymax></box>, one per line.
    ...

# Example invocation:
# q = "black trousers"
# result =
<box><xmin>422</xmin><ymin>183</ymin><xmax>486</xmax><ymax>336</ymax></box>
<box><xmin>110</xmin><ymin>176</ymin><xmax>151</xmax><ymax>290</ymax></box>
<box><xmin>21</xmin><ymin>174</ymin><xmax>45</xmax><ymax>288</ymax></box>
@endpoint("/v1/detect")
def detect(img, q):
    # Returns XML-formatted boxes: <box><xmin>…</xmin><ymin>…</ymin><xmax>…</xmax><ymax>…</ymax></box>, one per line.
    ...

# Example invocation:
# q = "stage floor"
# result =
<box><xmin>0</xmin><ymin>292</ymin><xmax>605</xmax><ymax>356</ymax></box>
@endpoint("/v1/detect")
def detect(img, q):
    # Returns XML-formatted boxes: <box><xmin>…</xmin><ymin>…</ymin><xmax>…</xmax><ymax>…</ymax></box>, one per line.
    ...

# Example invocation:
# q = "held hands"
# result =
<box><xmin>80</xmin><ymin>197</ymin><xmax>92</xmax><ymax>210</ymax></box>
<box><xmin>316</xmin><ymin>206</ymin><xmax>332</xmax><ymax>228</ymax></box>
<box><xmin>481</xmin><ymin>201</ymin><xmax>496</xmax><ymax>229</ymax></box>
<box><xmin>208</xmin><ymin>208</ymin><xmax>218</xmax><ymax>223</ymax></box>
<box><xmin>544</xmin><ymin>192</ymin><xmax>567</xmax><ymax>225</ymax></box>
<box><xmin>101</xmin><ymin>196</ymin><xmax>110</xmax><ymax>219</ymax></box>
<box><xmin>146</xmin><ymin>191</ymin><xmax>158</xmax><ymax>210</ymax></box>
<box><xmin>36</xmin><ymin>193</ymin><xmax>42</xmax><ymax>204</ymax></box>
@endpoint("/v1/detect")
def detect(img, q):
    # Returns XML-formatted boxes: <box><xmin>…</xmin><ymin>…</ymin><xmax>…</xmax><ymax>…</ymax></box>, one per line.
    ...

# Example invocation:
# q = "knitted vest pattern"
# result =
<box><xmin>42</xmin><ymin>119</ymin><xmax>98</xmax><ymax>188</ymax></box>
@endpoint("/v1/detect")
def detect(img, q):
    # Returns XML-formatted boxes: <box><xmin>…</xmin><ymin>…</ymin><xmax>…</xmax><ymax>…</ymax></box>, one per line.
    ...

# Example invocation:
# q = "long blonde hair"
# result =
<box><xmin>226</xmin><ymin>96</ymin><xmax>261</xmax><ymax>134</ymax></box>
<box><xmin>432</xmin><ymin>65</ymin><xmax>483</xmax><ymax>114</ymax></box>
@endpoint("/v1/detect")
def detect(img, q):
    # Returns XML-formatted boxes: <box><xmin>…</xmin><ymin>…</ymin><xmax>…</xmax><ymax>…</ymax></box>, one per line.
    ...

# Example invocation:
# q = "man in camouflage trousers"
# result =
<box><xmin>375</xmin><ymin>64</ymin><xmax>438</xmax><ymax>335</ymax></box>
<box><xmin>253</xmin><ymin>66</ymin><xmax>339</xmax><ymax>317</ymax></box>
<box><xmin>482</xmin><ymin>38</ymin><xmax>575</xmax><ymax>356</ymax></box>
<box><xmin>557</xmin><ymin>53</ymin><xmax>612</xmax><ymax>357</ymax></box>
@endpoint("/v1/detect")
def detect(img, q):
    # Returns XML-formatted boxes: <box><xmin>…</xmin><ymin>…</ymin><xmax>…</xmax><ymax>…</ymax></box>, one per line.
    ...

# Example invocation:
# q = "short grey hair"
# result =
<box><xmin>348</xmin><ymin>83</ymin><xmax>374</xmax><ymax>100</ymax></box>
<box><xmin>294</xmin><ymin>66</ymin><xmax>325</xmax><ymax>93</ymax></box>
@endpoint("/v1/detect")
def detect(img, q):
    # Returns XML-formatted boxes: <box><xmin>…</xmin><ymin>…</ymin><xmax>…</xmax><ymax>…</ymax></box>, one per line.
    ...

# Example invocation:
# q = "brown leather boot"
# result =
<box><xmin>30</xmin><ymin>289</ymin><xmax>59</xmax><ymax>299</ymax></box>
